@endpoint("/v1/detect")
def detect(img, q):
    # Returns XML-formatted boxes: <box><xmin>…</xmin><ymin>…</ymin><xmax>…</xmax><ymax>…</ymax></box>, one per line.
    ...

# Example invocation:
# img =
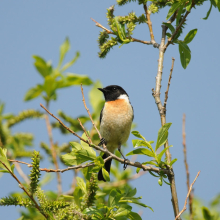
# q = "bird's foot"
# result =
<box><xmin>123</xmin><ymin>159</ymin><xmax>130</xmax><ymax>170</ymax></box>
<box><xmin>98</xmin><ymin>138</ymin><xmax>107</xmax><ymax>146</ymax></box>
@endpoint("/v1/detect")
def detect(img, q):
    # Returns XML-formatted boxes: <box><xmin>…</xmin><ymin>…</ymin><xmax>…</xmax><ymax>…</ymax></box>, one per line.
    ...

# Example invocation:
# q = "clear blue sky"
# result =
<box><xmin>0</xmin><ymin>1</ymin><xmax>220</xmax><ymax>219</ymax></box>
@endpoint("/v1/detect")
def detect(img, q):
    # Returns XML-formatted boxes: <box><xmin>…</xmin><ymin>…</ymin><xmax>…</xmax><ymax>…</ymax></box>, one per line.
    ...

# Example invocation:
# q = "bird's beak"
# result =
<box><xmin>98</xmin><ymin>88</ymin><xmax>106</xmax><ymax>93</ymax></box>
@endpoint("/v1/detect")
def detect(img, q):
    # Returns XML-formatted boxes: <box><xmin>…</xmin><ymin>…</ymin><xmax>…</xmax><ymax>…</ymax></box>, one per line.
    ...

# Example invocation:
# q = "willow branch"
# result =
<box><xmin>182</xmin><ymin>114</ymin><xmax>193</xmax><ymax>219</ymax></box>
<box><xmin>164</xmin><ymin>57</ymin><xmax>175</xmax><ymax>111</ymax></box>
<box><xmin>91</xmin><ymin>18</ymin><xmax>158</xmax><ymax>47</ymax></box>
<box><xmin>175</xmin><ymin>171</ymin><xmax>200</xmax><ymax>220</ymax></box>
<box><xmin>80</xmin><ymin>84</ymin><xmax>107</xmax><ymax>149</ymax></box>
<box><xmin>152</xmin><ymin>24</ymin><xmax>180</xmax><ymax>219</ymax></box>
<box><xmin>44</xmin><ymin>102</ymin><xmax>62</xmax><ymax>195</ymax></box>
<box><xmin>38</xmin><ymin>104</ymin><xmax>172</xmax><ymax>175</ymax></box>
<box><xmin>77</xmin><ymin>118</ymin><xmax>92</xmax><ymax>144</ymax></box>
<box><xmin>0</xmin><ymin>160</ymin><xmax>47</xmax><ymax>219</ymax></box>
<box><xmin>143</xmin><ymin>4</ymin><xmax>159</xmax><ymax>48</ymax></box>
<box><xmin>14</xmin><ymin>162</ymin><xmax>30</xmax><ymax>184</ymax></box>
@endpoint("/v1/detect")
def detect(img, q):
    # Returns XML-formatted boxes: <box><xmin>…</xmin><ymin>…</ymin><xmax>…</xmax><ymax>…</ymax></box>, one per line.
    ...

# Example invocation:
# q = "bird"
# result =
<box><xmin>97</xmin><ymin>85</ymin><xmax>134</xmax><ymax>181</ymax></box>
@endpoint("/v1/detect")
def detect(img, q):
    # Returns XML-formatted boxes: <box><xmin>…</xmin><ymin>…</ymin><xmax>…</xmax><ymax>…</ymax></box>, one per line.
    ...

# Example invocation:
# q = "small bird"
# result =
<box><xmin>97</xmin><ymin>85</ymin><xmax>134</xmax><ymax>181</ymax></box>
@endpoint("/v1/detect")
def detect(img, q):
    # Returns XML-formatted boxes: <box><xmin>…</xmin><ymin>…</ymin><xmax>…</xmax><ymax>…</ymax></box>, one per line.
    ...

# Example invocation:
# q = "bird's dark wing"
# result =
<box><xmin>132</xmin><ymin>104</ymin><xmax>134</xmax><ymax>121</ymax></box>
<box><xmin>100</xmin><ymin>106</ymin><xmax>104</xmax><ymax>123</ymax></box>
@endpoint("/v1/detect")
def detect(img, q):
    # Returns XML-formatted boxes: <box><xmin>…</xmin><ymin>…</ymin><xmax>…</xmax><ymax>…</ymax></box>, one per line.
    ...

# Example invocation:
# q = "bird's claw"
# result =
<box><xmin>123</xmin><ymin>159</ymin><xmax>130</xmax><ymax>170</ymax></box>
<box><xmin>98</xmin><ymin>138</ymin><xmax>107</xmax><ymax>146</ymax></box>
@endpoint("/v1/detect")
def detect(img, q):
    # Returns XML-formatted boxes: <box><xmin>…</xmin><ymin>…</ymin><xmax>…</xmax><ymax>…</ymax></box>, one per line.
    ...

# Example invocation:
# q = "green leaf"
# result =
<box><xmin>81</xmin><ymin>132</ymin><xmax>96</xmax><ymax>158</ymax></box>
<box><xmin>76</xmin><ymin>177</ymin><xmax>87</xmax><ymax>194</ymax></box>
<box><xmin>163</xmin><ymin>179</ymin><xmax>171</xmax><ymax>185</ymax></box>
<box><xmin>128</xmin><ymin>211</ymin><xmax>142</xmax><ymax>220</ymax></box>
<box><xmin>108</xmin><ymin>189</ymin><xmax>121</xmax><ymax>207</ymax></box>
<box><xmin>61</xmin><ymin>51</ymin><xmax>80</xmax><ymax>72</ymax></box>
<box><xmin>132</xmin><ymin>140</ymin><xmax>154</xmax><ymax>153</ymax></box>
<box><xmin>186</xmin><ymin>0</ymin><xmax>192</xmax><ymax>11</ymax></box>
<box><xmin>131</xmin><ymin>131</ymin><xmax>146</xmax><ymax>141</ymax></box>
<box><xmin>169</xmin><ymin>158</ymin><xmax>178</xmax><ymax>166</ymax></box>
<box><xmin>126</xmin><ymin>148</ymin><xmax>154</xmax><ymax>157</ymax></box>
<box><xmin>166</xmin><ymin>2</ymin><xmax>181</xmax><ymax>20</ymax></box>
<box><xmin>179</xmin><ymin>41</ymin><xmax>191</xmax><ymax>69</ymax></box>
<box><xmin>202</xmin><ymin>206</ymin><xmax>215</xmax><ymax>220</ymax></box>
<box><xmin>0</xmin><ymin>148</ymin><xmax>11</xmax><ymax>172</ymax></box>
<box><xmin>102</xmin><ymin>168</ymin><xmax>110</xmax><ymax>182</ymax></box>
<box><xmin>157</xmin><ymin>146</ymin><xmax>173</xmax><ymax>164</ymax></box>
<box><xmin>32</xmin><ymin>55</ymin><xmax>52</xmax><ymax>78</ymax></box>
<box><xmin>203</xmin><ymin>2</ymin><xmax>212</xmax><ymax>20</ymax></box>
<box><xmin>149</xmin><ymin>171</ymin><xmax>160</xmax><ymax>177</ymax></box>
<box><xmin>69</xmin><ymin>142</ymin><xmax>82</xmax><ymax>151</ymax></box>
<box><xmin>114</xmin><ymin>206</ymin><xmax>131</xmax><ymax>218</ymax></box>
<box><xmin>163</xmin><ymin>23</ymin><xmax>175</xmax><ymax>33</ymax></box>
<box><xmin>126</xmin><ymin>188</ymin><xmax>137</xmax><ymax>197</ymax></box>
<box><xmin>58</xmin><ymin>37</ymin><xmax>70</xmax><ymax>68</ymax></box>
<box><xmin>65</xmin><ymin>73</ymin><xmax>92</xmax><ymax>86</ymax></box>
<box><xmin>155</xmin><ymin>123</ymin><xmax>172</xmax><ymax>151</ymax></box>
<box><xmin>43</xmin><ymin>75</ymin><xmax>57</xmax><ymax>98</ymax></box>
<box><xmin>89</xmin><ymin>81</ymin><xmax>104</xmax><ymax>112</ymax></box>
<box><xmin>184</xmin><ymin>29</ymin><xmax>197</xmax><ymax>44</ymax></box>
<box><xmin>24</xmin><ymin>85</ymin><xmax>43</xmax><ymax>101</ymax></box>
<box><xmin>73</xmin><ymin>186</ymin><xmax>83</xmax><ymax>208</ymax></box>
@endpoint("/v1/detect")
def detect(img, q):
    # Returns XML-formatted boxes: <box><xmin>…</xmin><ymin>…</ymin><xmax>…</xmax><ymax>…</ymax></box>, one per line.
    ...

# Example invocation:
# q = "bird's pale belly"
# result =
<box><xmin>100</xmin><ymin>100</ymin><xmax>133</xmax><ymax>153</ymax></box>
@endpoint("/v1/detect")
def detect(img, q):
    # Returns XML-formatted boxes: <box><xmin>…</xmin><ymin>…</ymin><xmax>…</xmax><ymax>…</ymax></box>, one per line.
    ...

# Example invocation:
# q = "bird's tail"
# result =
<box><xmin>98</xmin><ymin>153</ymin><xmax>112</xmax><ymax>182</ymax></box>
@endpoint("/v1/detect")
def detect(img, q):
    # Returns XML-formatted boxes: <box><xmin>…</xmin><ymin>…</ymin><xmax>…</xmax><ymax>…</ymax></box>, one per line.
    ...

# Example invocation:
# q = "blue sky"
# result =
<box><xmin>0</xmin><ymin>1</ymin><xmax>220</xmax><ymax>219</ymax></box>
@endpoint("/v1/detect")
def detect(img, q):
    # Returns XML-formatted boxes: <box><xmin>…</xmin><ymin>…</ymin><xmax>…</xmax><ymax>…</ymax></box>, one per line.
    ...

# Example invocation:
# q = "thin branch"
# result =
<box><xmin>44</xmin><ymin>102</ymin><xmax>62</xmax><ymax>195</ymax></box>
<box><xmin>164</xmin><ymin>5</ymin><xmax>194</xmax><ymax>51</ymax></box>
<box><xmin>182</xmin><ymin>114</ymin><xmax>193</xmax><ymax>219</ymax></box>
<box><xmin>152</xmin><ymin>24</ymin><xmax>180</xmax><ymax>219</ymax></box>
<box><xmin>40</xmin><ymin>104</ymin><xmax>88</xmax><ymax>144</ymax></box>
<box><xmin>77</xmin><ymin>118</ymin><xmax>92</xmax><ymax>144</ymax></box>
<box><xmin>80</xmin><ymin>84</ymin><xmax>107</xmax><ymax>149</ymax></box>
<box><xmin>40</xmin><ymin>100</ymin><xmax>171</xmax><ymax>175</ymax></box>
<box><xmin>14</xmin><ymin>162</ymin><xmax>30</xmax><ymax>184</ymax></box>
<box><xmin>175</xmin><ymin>171</ymin><xmax>201</xmax><ymax>220</ymax></box>
<box><xmin>91</xmin><ymin>18</ymin><xmax>159</xmax><ymax>47</ymax></box>
<box><xmin>0</xmin><ymin>160</ymin><xmax>47</xmax><ymax>219</ymax></box>
<box><xmin>143</xmin><ymin>4</ymin><xmax>159</xmax><ymax>48</ymax></box>
<box><xmin>164</xmin><ymin>57</ymin><xmax>175</xmax><ymax>110</ymax></box>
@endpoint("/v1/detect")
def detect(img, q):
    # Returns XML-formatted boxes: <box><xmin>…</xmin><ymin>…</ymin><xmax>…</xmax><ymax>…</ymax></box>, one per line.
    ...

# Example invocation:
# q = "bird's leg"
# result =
<box><xmin>118</xmin><ymin>146</ymin><xmax>130</xmax><ymax>170</ymax></box>
<box><xmin>98</xmin><ymin>138</ymin><xmax>107</xmax><ymax>146</ymax></box>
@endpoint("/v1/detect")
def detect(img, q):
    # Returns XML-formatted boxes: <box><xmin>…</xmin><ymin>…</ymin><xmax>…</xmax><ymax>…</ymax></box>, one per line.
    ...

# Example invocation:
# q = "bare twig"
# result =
<box><xmin>44</xmin><ymin>102</ymin><xmax>62</xmax><ymax>195</ymax></box>
<box><xmin>164</xmin><ymin>57</ymin><xmax>175</xmax><ymax>110</ymax></box>
<box><xmin>152</xmin><ymin>24</ymin><xmax>180</xmax><ymax>219</ymax></box>
<box><xmin>182</xmin><ymin>114</ymin><xmax>193</xmax><ymax>219</ymax></box>
<box><xmin>91</xmin><ymin>18</ymin><xmax>159</xmax><ymax>47</ymax></box>
<box><xmin>175</xmin><ymin>171</ymin><xmax>200</xmax><ymax>220</ymax></box>
<box><xmin>80</xmin><ymin>84</ymin><xmax>107</xmax><ymax>149</ymax></box>
<box><xmin>77</xmin><ymin>118</ymin><xmax>92</xmax><ymax>144</ymax></box>
<box><xmin>0</xmin><ymin>160</ymin><xmax>47</xmax><ymax>219</ymax></box>
<box><xmin>40</xmin><ymin>104</ymin><xmax>88</xmax><ymax>144</ymax></box>
<box><xmin>40</xmin><ymin>100</ymin><xmax>171</xmax><ymax>175</ymax></box>
<box><xmin>143</xmin><ymin>4</ymin><xmax>159</xmax><ymax>48</ymax></box>
<box><xmin>14</xmin><ymin>162</ymin><xmax>30</xmax><ymax>184</ymax></box>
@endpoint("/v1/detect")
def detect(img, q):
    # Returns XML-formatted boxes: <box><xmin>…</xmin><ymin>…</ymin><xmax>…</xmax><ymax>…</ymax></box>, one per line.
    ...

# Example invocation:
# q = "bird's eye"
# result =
<box><xmin>113</xmin><ymin>87</ymin><xmax>116</xmax><ymax>90</ymax></box>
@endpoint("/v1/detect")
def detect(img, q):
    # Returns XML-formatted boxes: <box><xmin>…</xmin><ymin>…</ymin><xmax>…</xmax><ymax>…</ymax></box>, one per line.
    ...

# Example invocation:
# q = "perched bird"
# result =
<box><xmin>97</xmin><ymin>85</ymin><xmax>134</xmax><ymax>181</ymax></box>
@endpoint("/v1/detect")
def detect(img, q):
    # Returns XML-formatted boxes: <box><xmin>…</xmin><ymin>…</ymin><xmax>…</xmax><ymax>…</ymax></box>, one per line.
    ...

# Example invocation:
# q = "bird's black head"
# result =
<box><xmin>98</xmin><ymin>85</ymin><xmax>128</xmax><ymax>102</ymax></box>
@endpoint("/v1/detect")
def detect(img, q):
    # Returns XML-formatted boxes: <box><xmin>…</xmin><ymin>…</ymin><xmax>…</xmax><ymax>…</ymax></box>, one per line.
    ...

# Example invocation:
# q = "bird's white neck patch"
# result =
<box><xmin>117</xmin><ymin>94</ymin><xmax>129</xmax><ymax>103</ymax></box>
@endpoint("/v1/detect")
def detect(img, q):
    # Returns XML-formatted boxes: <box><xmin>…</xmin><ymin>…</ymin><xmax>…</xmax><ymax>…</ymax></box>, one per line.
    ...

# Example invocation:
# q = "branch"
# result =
<box><xmin>0</xmin><ymin>160</ymin><xmax>47</xmax><ymax>219</ymax></box>
<box><xmin>14</xmin><ymin>162</ymin><xmax>30</xmax><ymax>184</ymax></box>
<box><xmin>164</xmin><ymin>57</ymin><xmax>175</xmax><ymax>111</ymax></box>
<box><xmin>91</xmin><ymin>18</ymin><xmax>159</xmax><ymax>47</ymax></box>
<box><xmin>152</xmin><ymin>25</ymin><xmax>180</xmax><ymax>219</ymax></box>
<box><xmin>44</xmin><ymin>103</ymin><xmax>62</xmax><ymax>195</ymax></box>
<box><xmin>80</xmin><ymin>84</ymin><xmax>105</xmax><ymax>148</ymax></box>
<box><xmin>182</xmin><ymin>114</ymin><xmax>193</xmax><ymax>219</ymax></box>
<box><xmin>164</xmin><ymin>5</ymin><xmax>194</xmax><ymax>50</ymax></box>
<box><xmin>39</xmin><ymin>104</ymin><xmax>172</xmax><ymax>175</ymax></box>
<box><xmin>77</xmin><ymin>118</ymin><xmax>92</xmax><ymax>144</ymax></box>
<box><xmin>143</xmin><ymin>4</ymin><xmax>159</xmax><ymax>48</ymax></box>
<box><xmin>175</xmin><ymin>171</ymin><xmax>200</xmax><ymax>220</ymax></box>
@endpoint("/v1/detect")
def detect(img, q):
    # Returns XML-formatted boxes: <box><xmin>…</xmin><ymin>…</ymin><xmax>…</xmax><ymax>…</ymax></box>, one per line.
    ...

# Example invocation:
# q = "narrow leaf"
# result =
<box><xmin>76</xmin><ymin>177</ymin><xmax>87</xmax><ymax>194</ymax></box>
<box><xmin>61</xmin><ymin>51</ymin><xmax>80</xmax><ymax>72</ymax></box>
<box><xmin>102</xmin><ymin>168</ymin><xmax>110</xmax><ymax>182</ymax></box>
<box><xmin>179</xmin><ymin>41</ymin><xmax>191</xmax><ymax>69</ymax></box>
<box><xmin>32</xmin><ymin>55</ymin><xmax>52</xmax><ymax>77</ymax></box>
<box><xmin>126</xmin><ymin>148</ymin><xmax>154</xmax><ymax>157</ymax></box>
<box><xmin>131</xmin><ymin>131</ymin><xmax>146</xmax><ymax>141</ymax></box>
<box><xmin>24</xmin><ymin>85</ymin><xmax>43</xmax><ymax>101</ymax></box>
<box><xmin>155</xmin><ymin>123</ymin><xmax>172</xmax><ymax>151</ymax></box>
<box><xmin>157</xmin><ymin>146</ymin><xmax>173</xmax><ymax>164</ymax></box>
<box><xmin>163</xmin><ymin>23</ymin><xmax>175</xmax><ymax>33</ymax></box>
<box><xmin>166</xmin><ymin>2</ymin><xmax>181</xmax><ymax>20</ymax></box>
<box><xmin>169</xmin><ymin>158</ymin><xmax>178</xmax><ymax>166</ymax></box>
<box><xmin>59</xmin><ymin>37</ymin><xmax>70</xmax><ymax>68</ymax></box>
<box><xmin>184</xmin><ymin>29</ymin><xmax>198</xmax><ymax>44</ymax></box>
